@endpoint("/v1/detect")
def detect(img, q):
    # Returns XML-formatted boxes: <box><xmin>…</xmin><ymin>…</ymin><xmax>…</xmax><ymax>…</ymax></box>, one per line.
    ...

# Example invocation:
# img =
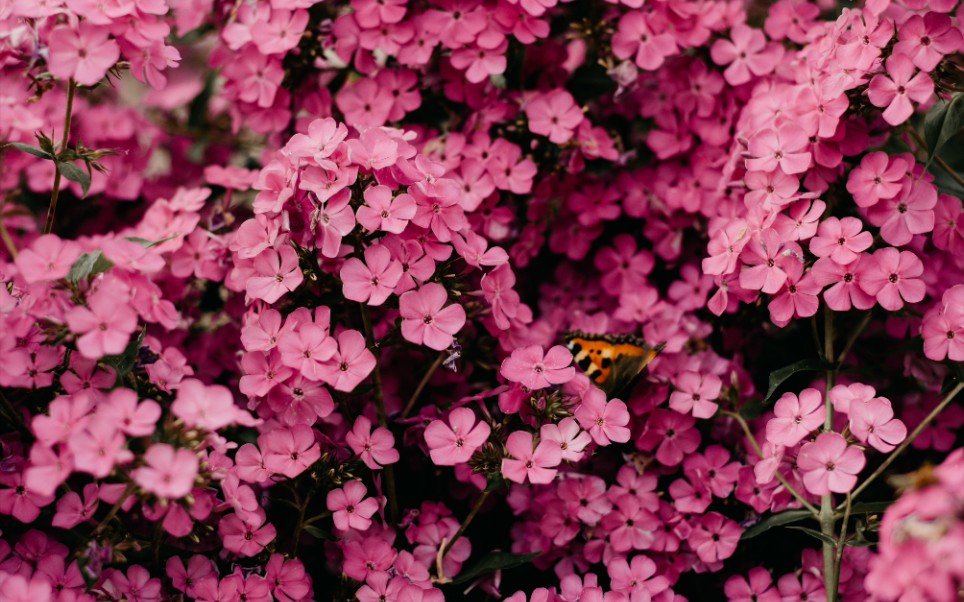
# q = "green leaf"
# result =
<box><xmin>302</xmin><ymin>525</ymin><xmax>336</xmax><ymax>541</ymax></box>
<box><xmin>764</xmin><ymin>359</ymin><xmax>830</xmax><ymax>402</ymax></box>
<box><xmin>786</xmin><ymin>525</ymin><xmax>838</xmax><ymax>546</ymax></box>
<box><xmin>66</xmin><ymin>251</ymin><xmax>113</xmax><ymax>283</ymax></box>
<box><xmin>3</xmin><ymin>142</ymin><xmax>53</xmax><ymax>159</ymax></box>
<box><xmin>101</xmin><ymin>327</ymin><xmax>146</xmax><ymax>384</ymax></box>
<box><xmin>923</xmin><ymin>93</ymin><xmax>964</xmax><ymax>163</ymax></box>
<box><xmin>741</xmin><ymin>509</ymin><xmax>814</xmax><ymax>540</ymax></box>
<box><xmin>57</xmin><ymin>161</ymin><xmax>91</xmax><ymax>197</ymax></box>
<box><xmin>449</xmin><ymin>552</ymin><xmax>539</xmax><ymax>585</ymax></box>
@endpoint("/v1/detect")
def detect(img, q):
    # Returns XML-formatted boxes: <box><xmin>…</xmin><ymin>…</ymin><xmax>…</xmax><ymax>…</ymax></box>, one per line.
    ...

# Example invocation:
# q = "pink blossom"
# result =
<box><xmin>574</xmin><ymin>388</ymin><xmax>631</xmax><ymax>446</ymax></box>
<box><xmin>849</xmin><ymin>397</ymin><xmax>907</xmax><ymax>453</ymax></box>
<box><xmin>688</xmin><ymin>512</ymin><xmax>741</xmax><ymax>563</ymax></box>
<box><xmin>133</xmin><ymin>444</ymin><xmax>199</xmax><ymax>499</ymax></box>
<box><xmin>423</xmin><ymin>407</ymin><xmax>491</xmax><ymax>466</ymax></box>
<box><xmin>797</xmin><ymin>432</ymin><xmax>866</xmax><ymax>495</ymax></box>
<box><xmin>345</xmin><ymin>415</ymin><xmax>399</xmax><ymax>470</ymax></box>
<box><xmin>327</xmin><ymin>480</ymin><xmax>379</xmax><ymax>532</ymax></box>
<box><xmin>669</xmin><ymin>371</ymin><xmax>722</xmax><ymax>418</ymax></box>
<box><xmin>340</xmin><ymin>244</ymin><xmax>403</xmax><ymax>306</ymax></box>
<box><xmin>355</xmin><ymin>185</ymin><xmax>416</xmax><ymax>234</ymax></box>
<box><xmin>500</xmin><ymin>344</ymin><xmax>575</xmax><ymax>390</ymax></box>
<box><xmin>525</xmin><ymin>89</ymin><xmax>584</xmax><ymax>144</ymax></box>
<box><xmin>893</xmin><ymin>13</ymin><xmax>963</xmax><ymax>72</ymax></box>
<box><xmin>246</xmin><ymin>246</ymin><xmax>304</xmax><ymax>304</ymax></box>
<box><xmin>14</xmin><ymin>234</ymin><xmax>82</xmax><ymax>283</ymax></box>
<box><xmin>846</xmin><ymin>152</ymin><xmax>908</xmax><ymax>208</ymax></box>
<box><xmin>399</xmin><ymin>283</ymin><xmax>466</xmax><ymax>350</ymax></box>
<box><xmin>262</xmin><ymin>425</ymin><xmax>321</xmax><ymax>478</ymax></box>
<box><xmin>47</xmin><ymin>23</ymin><xmax>120</xmax><ymax>86</ymax></box>
<box><xmin>867</xmin><ymin>53</ymin><xmax>935</xmax><ymax>126</ymax></box>
<box><xmin>65</xmin><ymin>287</ymin><xmax>139</xmax><ymax>359</ymax></box>
<box><xmin>746</xmin><ymin>124</ymin><xmax>812</xmax><ymax>175</ymax></box>
<box><xmin>710</xmin><ymin>25</ymin><xmax>783</xmax><ymax>85</ymax></box>
<box><xmin>766</xmin><ymin>388</ymin><xmax>826</xmax><ymax>448</ymax></box>
<box><xmin>318</xmin><ymin>329</ymin><xmax>376</xmax><ymax>392</ymax></box>
<box><xmin>858</xmin><ymin>247</ymin><xmax>926</xmax><ymax>311</ymax></box>
<box><xmin>612</xmin><ymin>11</ymin><xmax>677</xmax><ymax>71</ymax></box>
<box><xmin>809</xmin><ymin>217</ymin><xmax>873</xmax><ymax>265</ymax></box>
<box><xmin>501</xmin><ymin>430</ymin><xmax>562</xmax><ymax>485</ymax></box>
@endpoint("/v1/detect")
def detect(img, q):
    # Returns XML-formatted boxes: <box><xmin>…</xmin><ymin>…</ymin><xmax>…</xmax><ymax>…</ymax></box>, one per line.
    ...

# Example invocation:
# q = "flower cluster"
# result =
<box><xmin>2</xmin><ymin>0</ymin><xmax>964</xmax><ymax>600</ymax></box>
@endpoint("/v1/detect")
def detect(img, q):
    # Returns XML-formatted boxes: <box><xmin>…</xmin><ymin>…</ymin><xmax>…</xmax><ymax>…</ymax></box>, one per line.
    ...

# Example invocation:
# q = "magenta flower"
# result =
<box><xmin>669</xmin><ymin>371</ymin><xmax>721</xmax><ymax>419</ymax></box>
<box><xmin>745</xmin><ymin>124</ymin><xmax>812</xmax><ymax>175</ymax></box>
<box><xmin>525</xmin><ymin>89</ymin><xmax>584</xmax><ymax>144</ymax></box>
<box><xmin>574</xmin><ymin>388</ymin><xmax>631</xmax><ymax>446</ymax></box>
<box><xmin>710</xmin><ymin>25</ymin><xmax>782</xmax><ymax>86</ymax></box>
<box><xmin>867</xmin><ymin>53</ymin><xmax>935</xmax><ymax>126</ymax></box>
<box><xmin>246</xmin><ymin>246</ymin><xmax>304</xmax><ymax>304</ymax></box>
<box><xmin>399</xmin><ymin>283</ymin><xmax>466</xmax><ymax>351</ymax></box>
<box><xmin>47</xmin><ymin>22</ymin><xmax>120</xmax><ymax>86</ymax></box>
<box><xmin>219</xmin><ymin>514</ymin><xmax>276</xmax><ymax>557</ymax></box>
<box><xmin>765</xmin><ymin>388</ymin><xmax>826</xmax><ymax>448</ymax></box>
<box><xmin>423</xmin><ymin>407</ymin><xmax>490</xmax><ymax>466</ymax></box>
<box><xmin>849</xmin><ymin>397</ymin><xmax>907</xmax><ymax>453</ymax></box>
<box><xmin>858</xmin><ymin>247</ymin><xmax>925</xmax><ymax>311</ymax></box>
<box><xmin>866</xmin><ymin>178</ymin><xmax>937</xmax><ymax>247</ymax></box>
<box><xmin>811</xmin><ymin>255</ymin><xmax>877</xmax><ymax>312</ymax></box>
<box><xmin>172</xmin><ymin>379</ymin><xmax>253</xmax><ymax>432</ymax></box>
<box><xmin>262</xmin><ymin>425</ymin><xmax>321</xmax><ymax>479</ymax></box>
<box><xmin>893</xmin><ymin>13</ymin><xmax>963</xmax><ymax>72</ymax></box>
<box><xmin>14</xmin><ymin>234</ymin><xmax>82</xmax><ymax>283</ymax></box>
<box><xmin>500</xmin><ymin>344</ymin><xmax>575</xmax><ymax>390</ymax></box>
<box><xmin>501</xmin><ymin>430</ymin><xmax>562</xmax><ymax>485</ymax></box>
<box><xmin>540</xmin><ymin>418</ymin><xmax>592</xmax><ymax>463</ymax></box>
<box><xmin>739</xmin><ymin>228</ymin><xmax>793</xmax><ymax>294</ymax></box>
<box><xmin>278</xmin><ymin>323</ymin><xmax>337</xmax><ymax>381</ymax></box>
<box><xmin>601</xmin><ymin>494</ymin><xmax>659</xmax><ymax>552</ymax></box>
<box><xmin>355</xmin><ymin>185</ymin><xmax>416</xmax><ymax>234</ymax></box>
<box><xmin>637</xmin><ymin>409</ymin><xmax>701</xmax><ymax>466</ymax></box>
<box><xmin>687</xmin><ymin>512</ymin><xmax>741</xmax><ymax>564</ymax></box>
<box><xmin>65</xmin><ymin>288</ymin><xmax>139</xmax><ymax>359</ymax></box>
<box><xmin>132</xmin><ymin>444</ymin><xmax>199</xmax><ymax>500</ymax></box>
<box><xmin>318</xmin><ymin>329</ymin><xmax>376</xmax><ymax>392</ymax></box>
<box><xmin>797</xmin><ymin>432</ymin><xmax>866</xmax><ymax>496</ymax></box>
<box><xmin>809</xmin><ymin>217</ymin><xmax>873</xmax><ymax>265</ymax></box>
<box><xmin>326</xmin><ymin>480</ymin><xmax>379</xmax><ymax>532</ymax></box>
<box><xmin>345</xmin><ymin>415</ymin><xmax>399</xmax><ymax>470</ymax></box>
<box><xmin>340</xmin><ymin>244</ymin><xmax>403</xmax><ymax>306</ymax></box>
<box><xmin>607</xmin><ymin>554</ymin><xmax>670</xmax><ymax>599</ymax></box>
<box><xmin>611</xmin><ymin>11</ymin><xmax>677</xmax><ymax>71</ymax></box>
<box><xmin>725</xmin><ymin>568</ymin><xmax>781</xmax><ymax>602</ymax></box>
<box><xmin>922</xmin><ymin>298</ymin><xmax>964</xmax><ymax>362</ymax></box>
<box><xmin>846</xmin><ymin>151</ymin><xmax>908</xmax><ymax>208</ymax></box>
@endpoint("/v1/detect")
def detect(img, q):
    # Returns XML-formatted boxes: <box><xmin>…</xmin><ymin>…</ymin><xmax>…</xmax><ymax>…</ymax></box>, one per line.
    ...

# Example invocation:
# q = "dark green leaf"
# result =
<box><xmin>923</xmin><ymin>94</ymin><xmax>964</xmax><ymax>163</ymax></box>
<box><xmin>66</xmin><ymin>251</ymin><xmax>113</xmax><ymax>283</ymax></box>
<box><xmin>786</xmin><ymin>525</ymin><xmax>837</xmax><ymax>546</ymax></box>
<box><xmin>764</xmin><ymin>359</ymin><xmax>830</xmax><ymax>402</ymax></box>
<box><xmin>741</xmin><ymin>509</ymin><xmax>814</xmax><ymax>540</ymax></box>
<box><xmin>4</xmin><ymin>142</ymin><xmax>53</xmax><ymax>159</ymax></box>
<box><xmin>449</xmin><ymin>552</ymin><xmax>539</xmax><ymax>585</ymax></box>
<box><xmin>101</xmin><ymin>328</ymin><xmax>146</xmax><ymax>384</ymax></box>
<box><xmin>302</xmin><ymin>525</ymin><xmax>336</xmax><ymax>541</ymax></box>
<box><xmin>35</xmin><ymin>132</ymin><xmax>56</xmax><ymax>154</ymax></box>
<box><xmin>124</xmin><ymin>235</ymin><xmax>176</xmax><ymax>249</ymax></box>
<box><xmin>57</xmin><ymin>161</ymin><xmax>91</xmax><ymax>197</ymax></box>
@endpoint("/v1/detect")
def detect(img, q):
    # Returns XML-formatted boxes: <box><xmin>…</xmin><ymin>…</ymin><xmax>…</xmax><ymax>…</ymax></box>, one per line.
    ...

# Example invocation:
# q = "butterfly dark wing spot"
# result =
<box><xmin>601</xmin><ymin>357</ymin><xmax>612</xmax><ymax>368</ymax></box>
<box><xmin>577</xmin><ymin>356</ymin><xmax>593</xmax><ymax>371</ymax></box>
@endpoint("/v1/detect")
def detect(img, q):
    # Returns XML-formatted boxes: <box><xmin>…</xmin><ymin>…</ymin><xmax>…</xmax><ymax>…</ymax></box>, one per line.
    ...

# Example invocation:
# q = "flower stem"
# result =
<box><xmin>844</xmin><ymin>381</ymin><xmax>964</xmax><ymax>507</ymax></box>
<box><xmin>821</xmin><ymin>307</ymin><xmax>837</xmax><ymax>602</ymax></box>
<box><xmin>43</xmin><ymin>79</ymin><xmax>77</xmax><ymax>235</ymax></box>
<box><xmin>831</xmin><ymin>493</ymin><xmax>853</xmax><ymax>595</ymax></box>
<box><xmin>0</xmin><ymin>220</ymin><xmax>16</xmax><ymax>258</ymax></box>
<box><xmin>436</xmin><ymin>488</ymin><xmax>492</xmax><ymax>582</ymax></box>
<box><xmin>401</xmin><ymin>351</ymin><xmax>445</xmax><ymax>419</ymax></box>
<box><xmin>359</xmin><ymin>303</ymin><xmax>399</xmax><ymax>525</ymax></box>
<box><xmin>720</xmin><ymin>410</ymin><xmax>818</xmax><ymax>515</ymax></box>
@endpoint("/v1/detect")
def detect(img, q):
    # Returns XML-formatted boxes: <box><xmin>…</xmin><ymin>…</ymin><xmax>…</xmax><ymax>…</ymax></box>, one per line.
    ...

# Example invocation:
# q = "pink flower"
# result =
<box><xmin>810</xmin><ymin>255</ymin><xmax>877</xmax><ymax>312</ymax></box>
<box><xmin>540</xmin><ymin>418</ymin><xmax>592</xmax><ymax>462</ymax></box>
<box><xmin>340</xmin><ymin>244</ymin><xmax>403</xmax><ymax>306</ymax></box>
<box><xmin>669</xmin><ymin>371</ymin><xmax>721</xmax><ymax>419</ymax></box>
<box><xmin>574</xmin><ymin>388</ymin><xmax>631</xmax><ymax>446</ymax></box>
<box><xmin>525</xmin><ymin>89</ymin><xmax>584</xmax><ymax>144</ymax></box>
<box><xmin>725</xmin><ymin>568</ymin><xmax>781</xmax><ymax>602</ymax></box>
<box><xmin>355</xmin><ymin>185</ymin><xmax>416</xmax><ymax>234</ymax></box>
<box><xmin>219</xmin><ymin>514</ymin><xmax>277</xmax><ymax>557</ymax></box>
<box><xmin>849</xmin><ymin>397</ymin><xmax>907</xmax><ymax>453</ymax></box>
<box><xmin>746</xmin><ymin>124</ymin><xmax>812</xmax><ymax>175</ymax></box>
<box><xmin>922</xmin><ymin>289</ymin><xmax>964</xmax><ymax>361</ymax></box>
<box><xmin>637</xmin><ymin>409</ymin><xmax>701</xmax><ymax>466</ymax></box>
<box><xmin>846</xmin><ymin>152</ymin><xmax>908</xmax><ymax>208</ymax></box>
<box><xmin>893</xmin><ymin>13</ymin><xmax>963</xmax><ymax>72</ymax></box>
<box><xmin>607</xmin><ymin>554</ymin><xmax>670</xmax><ymax>599</ymax></box>
<box><xmin>501</xmin><ymin>430</ymin><xmax>562</xmax><ymax>485</ymax></box>
<box><xmin>399</xmin><ymin>283</ymin><xmax>466</xmax><ymax>350</ymax></box>
<box><xmin>611</xmin><ymin>11</ymin><xmax>677</xmax><ymax>71</ymax></box>
<box><xmin>500</xmin><ymin>344</ymin><xmax>575</xmax><ymax>390</ymax></box>
<box><xmin>345</xmin><ymin>415</ymin><xmax>399</xmax><ymax>470</ymax></box>
<box><xmin>172</xmin><ymin>379</ymin><xmax>255</xmax><ymax>432</ymax></box>
<box><xmin>326</xmin><ymin>480</ymin><xmax>379</xmax><ymax>532</ymax></box>
<box><xmin>14</xmin><ymin>234</ymin><xmax>82</xmax><ymax>283</ymax></box>
<box><xmin>318</xmin><ymin>329</ymin><xmax>376</xmax><ymax>392</ymax></box>
<box><xmin>739</xmin><ymin>229</ymin><xmax>794</xmax><ymax>294</ymax></box>
<box><xmin>867</xmin><ymin>53</ymin><xmax>935</xmax><ymax>126</ymax></box>
<box><xmin>423</xmin><ymin>407</ymin><xmax>491</xmax><ymax>466</ymax></box>
<box><xmin>65</xmin><ymin>287</ymin><xmax>139</xmax><ymax>359</ymax></box>
<box><xmin>797</xmin><ymin>432</ymin><xmax>866</xmax><ymax>495</ymax></box>
<box><xmin>262</xmin><ymin>425</ymin><xmax>321</xmax><ymax>479</ymax></box>
<box><xmin>133</xmin><ymin>444</ymin><xmax>199</xmax><ymax>499</ymax></box>
<box><xmin>766</xmin><ymin>388</ymin><xmax>826</xmax><ymax>448</ymax></box>
<box><xmin>688</xmin><ymin>512</ymin><xmax>741</xmax><ymax>563</ymax></box>
<box><xmin>809</xmin><ymin>217</ymin><xmax>873</xmax><ymax>265</ymax></box>
<box><xmin>858</xmin><ymin>247</ymin><xmax>925</xmax><ymax>311</ymax></box>
<box><xmin>710</xmin><ymin>25</ymin><xmax>783</xmax><ymax>85</ymax></box>
<box><xmin>866</xmin><ymin>178</ymin><xmax>937</xmax><ymax>247</ymax></box>
<box><xmin>47</xmin><ymin>23</ymin><xmax>120</xmax><ymax>86</ymax></box>
<box><xmin>278</xmin><ymin>323</ymin><xmax>337</xmax><ymax>381</ymax></box>
<box><xmin>246</xmin><ymin>246</ymin><xmax>304</xmax><ymax>303</ymax></box>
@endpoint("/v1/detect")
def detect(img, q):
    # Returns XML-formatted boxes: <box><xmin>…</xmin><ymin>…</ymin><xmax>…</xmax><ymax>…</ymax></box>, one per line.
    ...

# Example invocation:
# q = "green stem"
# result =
<box><xmin>821</xmin><ymin>307</ymin><xmax>837</xmax><ymax>602</ymax></box>
<box><xmin>909</xmin><ymin>128</ymin><xmax>964</xmax><ymax>189</ymax></box>
<box><xmin>832</xmin><ymin>493</ymin><xmax>853</xmax><ymax>594</ymax></box>
<box><xmin>401</xmin><ymin>351</ymin><xmax>445</xmax><ymax>419</ymax></box>
<box><xmin>720</xmin><ymin>410</ymin><xmax>819</xmax><ymax>515</ymax></box>
<box><xmin>359</xmin><ymin>304</ymin><xmax>399</xmax><ymax>525</ymax></box>
<box><xmin>43</xmin><ymin>79</ymin><xmax>76</xmax><ymax>235</ymax></box>
<box><xmin>440</xmin><ymin>489</ymin><xmax>491</xmax><ymax>561</ymax></box>
<box><xmin>844</xmin><ymin>381</ymin><xmax>964</xmax><ymax>508</ymax></box>
<box><xmin>836</xmin><ymin>311</ymin><xmax>871</xmax><ymax>365</ymax></box>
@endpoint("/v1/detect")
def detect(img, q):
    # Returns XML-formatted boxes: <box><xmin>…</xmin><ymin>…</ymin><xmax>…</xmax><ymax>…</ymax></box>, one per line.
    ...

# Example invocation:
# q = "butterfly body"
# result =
<box><xmin>564</xmin><ymin>331</ymin><xmax>662</xmax><ymax>398</ymax></box>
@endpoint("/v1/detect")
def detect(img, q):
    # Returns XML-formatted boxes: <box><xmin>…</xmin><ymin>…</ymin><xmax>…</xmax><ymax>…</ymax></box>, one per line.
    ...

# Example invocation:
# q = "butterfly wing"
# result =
<box><xmin>565</xmin><ymin>332</ymin><xmax>661</xmax><ymax>399</ymax></box>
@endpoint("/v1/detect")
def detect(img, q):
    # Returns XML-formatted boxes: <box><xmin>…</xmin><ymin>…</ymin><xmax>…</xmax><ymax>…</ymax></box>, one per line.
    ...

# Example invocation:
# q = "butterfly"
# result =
<box><xmin>564</xmin><ymin>331</ymin><xmax>663</xmax><ymax>398</ymax></box>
